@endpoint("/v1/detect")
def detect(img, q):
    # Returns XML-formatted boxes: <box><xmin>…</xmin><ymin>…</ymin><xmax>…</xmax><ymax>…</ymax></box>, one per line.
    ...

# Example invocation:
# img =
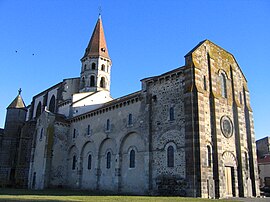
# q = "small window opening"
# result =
<box><xmin>167</xmin><ymin>145</ymin><xmax>174</xmax><ymax>167</ymax></box>
<box><xmin>106</xmin><ymin>119</ymin><xmax>110</xmax><ymax>131</ymax></box>
<box><xmin>73</xmin><ymin>129</ymin><xmax>76</xmax><ymax>138</ymax></box>
<box><xmin>72</xmin><ymin>155</ymin><xmax>76</xmax><ymax>170</ymax></box>
<box><xmin>88</xmin><ymin>154</ymin><xmax>92</xmax><ymax>170</ymax></box>
<box><xmin>90</xmin><ymin>75</ymin><xmax>95</xmax><ymax>87</ymax></box>
<box><xmin>91</xmin><ymin>63</ymin><xmax>96</xmax><ymax>70</ymax></box>
<box><xmin>100</xmin><ymin>77</ymin><xmax>105</xmax><ymax>88</ymax></box>
<box><xmin>128</xmin><ymin>114</ymin><xmax>133</xmax><ymax>125</ymax></box>
<box><xmin>87</xmin><ymin>125</ymin><xmax>91</xmax><ymax>135</ymax></box>
<box><xmin>169</xmin><ymin>107</ymin><xmax>175</xmax><ymax>121</ymax></box>
<box><xmin>207</xmin><ymin>145</ymin><xmax>211</xmax><ymax>167</ymax></box>
<box><xmin>130</xmin><ymin>149</ymin><xmax>135</xmax><ymax>168</ymax></box>
<box><xmin>101</xmin><ymin>64</ymin><xmax>105</xmax><ymax>71</ymax></box>
<box><xmin>106</xmin><ymin>152</ymin><xmax>111</xmax><ymax>169</ymax></box>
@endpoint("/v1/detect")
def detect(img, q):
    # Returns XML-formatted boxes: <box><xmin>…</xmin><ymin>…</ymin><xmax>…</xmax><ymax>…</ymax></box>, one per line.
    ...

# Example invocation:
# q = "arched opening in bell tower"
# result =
<box><xmin>90</xmin><ymin>76</ymin><xmax>95</xmax><ymax>87</ymax></box>
<box><xmin>100</xmin><ymin>77</ymin><xmax>105</xmax><ymax>88</ymax></box>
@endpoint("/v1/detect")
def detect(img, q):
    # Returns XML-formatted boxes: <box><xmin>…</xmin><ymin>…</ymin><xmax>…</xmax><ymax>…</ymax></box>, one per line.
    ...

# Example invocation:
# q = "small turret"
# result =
<box><xmin>4</xmin><ymin>89</ymin><xmax>27</xmax><ymax>137</ymax></box>
<box><xmin>80</xmin><ymin>15</ymin><xmax>112</xmax><ymax>93</ymax></box>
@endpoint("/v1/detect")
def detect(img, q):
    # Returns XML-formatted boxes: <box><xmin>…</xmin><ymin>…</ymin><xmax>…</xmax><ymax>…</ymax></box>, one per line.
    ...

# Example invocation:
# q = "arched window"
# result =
<box><xmin>207</xmin><ymin>145</ymin><xmax>211</xmax><ymax>167</ymax></box>
<box><xmin>48</xmin><ymin>95</ymin><xmax>56</xmax><ymax>112</ymax></box>
<box><xmin>39</xmin><ymin>128</ymin><xmax>43</xmax><ymax>140</ymax></box>
<box><xmin>72</xmin><ymin>155</ymin><xmax>76</xmax><ymax>170</ymax></box>
<box><xmin>130</xmin><ymin>149</ymin><xmax>135</xmax><ymax>168</ymax></box>
<box><xmin>220</xmin><ymin>73</ymin><xmax>227</xmax><ymax>98</ymax></box>
<box><xmin>106</xmin><ymin>119</ymin><xmax>110</xmax><ymax>131</ymax></box>
<box><xmin>169</xmin><ymin>107</ymin><xmax>175</xmax><ymax>121</ymax></box>
<box><xmin>36</xmin><ymin>102</ymin><xmax>42</xmax><ymax>118</ymax></box>
<box><xmin>106</xmin><ymin>152</ymin><xmax>111</xmax><ymax>169</ymax></box>
<box><xmin>100</xmin><ymin>77</ymin><xmax>105</xmax><ymax>88</ymax></box>
<box><xmin>84</xmin><ymin>64</ymin><xmax>87</xmax><ymax>70</ymax></box>
<box><xmin>128</xmin><ymin>114</ymin><xmax>133</xmax><ymax>125</ymax></box>
<box><xmin>88</xmin><ymin>154</ymin><xmax>92</xmax><ymax>170</ymax></box>
<box><xmin>167</xmin><ymin>145</ymin><xmax>174</xmax><ymax>167</ymax></box>
<box><xmin>91</xmin><ymin>63</ymin><xmax>96</xmax><ymax>70</ymax></box>
<box><xmin>90</xmin><ymin>75</ymin><xmax>95</xmax><ymax>87</ymax></box>
<box><xmin>101</xmin><ymin>64</ymin><xmax>105</xmax><ymax>71</ymax></box>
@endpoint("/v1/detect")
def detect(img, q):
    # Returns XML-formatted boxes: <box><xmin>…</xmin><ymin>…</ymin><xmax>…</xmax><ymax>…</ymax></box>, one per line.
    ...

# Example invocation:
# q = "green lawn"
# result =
<box><xmin>0</xmin><ymin>189</ymin><xmax>238</xmax><ymax>202</ymax></box>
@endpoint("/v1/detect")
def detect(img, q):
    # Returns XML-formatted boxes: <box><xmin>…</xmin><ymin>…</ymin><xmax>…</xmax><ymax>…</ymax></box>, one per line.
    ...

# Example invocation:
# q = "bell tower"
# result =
<box><xmin>80</xmin><ymin>15</ymin><xmax>112</xmax><ymax>93</ymax></box>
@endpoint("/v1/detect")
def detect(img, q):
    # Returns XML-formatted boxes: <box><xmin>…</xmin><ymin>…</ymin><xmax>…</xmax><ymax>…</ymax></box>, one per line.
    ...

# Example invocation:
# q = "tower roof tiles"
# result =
<box><xmin>82</xmin><ymin>16</ymin><xmax>110</xmax><ymax>60</ymax></box>
<box><xmin>7</xmin><ymin>90</ymin><xmax>26</xmax><ymax>109</ymax></box>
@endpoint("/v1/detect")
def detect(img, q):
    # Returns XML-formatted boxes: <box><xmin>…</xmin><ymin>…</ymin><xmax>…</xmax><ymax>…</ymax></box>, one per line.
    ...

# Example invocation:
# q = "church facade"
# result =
<box><xmin>0</xmin><ymin>16</ymin><xmax>260</xmax><ymax>198</ymax></box>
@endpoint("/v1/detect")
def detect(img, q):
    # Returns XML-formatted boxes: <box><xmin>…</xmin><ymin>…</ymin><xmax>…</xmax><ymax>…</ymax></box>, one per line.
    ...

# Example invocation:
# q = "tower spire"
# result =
<box><xmin>82</xmin><ymin>16</ymin><xmax>110</xmax><ymax>60</ymax></box>
<box><xmin>79</xmin><ymin>16</ymin><xmax>112</xmax><ymax>93</ymax></box>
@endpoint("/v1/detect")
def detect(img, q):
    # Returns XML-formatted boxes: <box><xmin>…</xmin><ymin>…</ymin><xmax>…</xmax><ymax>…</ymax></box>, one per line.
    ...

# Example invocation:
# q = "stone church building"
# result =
<box><xmin>0</xmin><ymin>16</ymin><xmax>260</xmax><ymax>198</ymax></box>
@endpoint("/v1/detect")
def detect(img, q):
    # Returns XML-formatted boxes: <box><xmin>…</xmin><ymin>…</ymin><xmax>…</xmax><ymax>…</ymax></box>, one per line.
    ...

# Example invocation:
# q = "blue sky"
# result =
<box><xmin>0</xmin><ymin>0</ymin><xmax>269</xmax><ymax>140</ymax></box>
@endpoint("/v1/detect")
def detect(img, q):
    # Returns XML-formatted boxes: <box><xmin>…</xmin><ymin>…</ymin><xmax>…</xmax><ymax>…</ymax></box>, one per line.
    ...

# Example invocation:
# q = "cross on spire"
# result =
<box><xmin>18</xmin><ymin>88</ymin><xmax>22</xmax><ymax>95</ymax></box>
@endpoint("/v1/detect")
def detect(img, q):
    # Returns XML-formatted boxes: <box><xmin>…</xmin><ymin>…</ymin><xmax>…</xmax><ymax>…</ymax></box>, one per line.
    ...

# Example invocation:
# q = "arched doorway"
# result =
<box><xmin>222</xmin><ymin>152</ymin><xmax>237</xmax><ymax>197</ymax></box>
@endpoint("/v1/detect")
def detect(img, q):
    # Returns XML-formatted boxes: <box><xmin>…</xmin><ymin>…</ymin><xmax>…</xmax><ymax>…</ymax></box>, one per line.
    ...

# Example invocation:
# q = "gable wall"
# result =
<box><xmin>189</xmin><ymin>41</ymin><xmax>259</xmax><ymax>198</ymax></box>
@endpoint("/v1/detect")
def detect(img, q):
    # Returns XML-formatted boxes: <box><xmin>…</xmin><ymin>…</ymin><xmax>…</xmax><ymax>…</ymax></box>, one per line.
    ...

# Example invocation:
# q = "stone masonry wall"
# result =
<box><xmin>146</xmin><ymin>70</ymin><xmax>186</xmax><ymax>196</ymax></box>
<box><xmin>52</xmin><ymin>93</ymin><xmax>149</xmax><ymax>194</ymax></box>
<box><xmin>189</xmin><ymin>40</ymin><xmax>260</xmax><ymax>198</ymax></box>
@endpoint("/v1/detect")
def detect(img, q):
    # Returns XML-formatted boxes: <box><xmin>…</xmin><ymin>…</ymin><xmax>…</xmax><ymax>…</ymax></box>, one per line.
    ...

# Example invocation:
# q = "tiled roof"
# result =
<box><xmin>7</xmin><ymin>94</ymin><xmax>26</xmax><ymax>109</ymax></box>
<box><xmin>82</xmin><ymin>16</ymin><xmax>110</xmax><ymax>60</ymax></box>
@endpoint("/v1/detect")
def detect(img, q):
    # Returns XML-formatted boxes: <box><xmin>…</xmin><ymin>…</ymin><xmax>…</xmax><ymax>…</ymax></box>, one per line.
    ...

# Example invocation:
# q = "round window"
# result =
<box><xmin>220</xmin><ymin>116</ymin><xmax>233</xmax><ymax>138</ymax></box>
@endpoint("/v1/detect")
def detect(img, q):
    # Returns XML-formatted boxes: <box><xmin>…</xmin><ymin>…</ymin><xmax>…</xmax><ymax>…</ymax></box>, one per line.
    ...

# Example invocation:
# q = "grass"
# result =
<box><xmin>0</xmin><ymin>188</ymin><xmax>239</xmax><ymax>202</ymax></box>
